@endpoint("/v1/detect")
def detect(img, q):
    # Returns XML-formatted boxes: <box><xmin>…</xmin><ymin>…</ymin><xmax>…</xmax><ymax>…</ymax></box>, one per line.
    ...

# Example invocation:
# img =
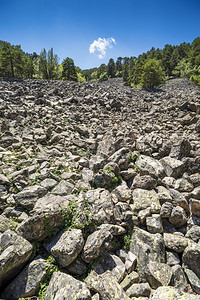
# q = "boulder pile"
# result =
<box><xmin>0</xmin><ymin>77</ymin><xmax>200</xmax><ymax>299</ymax></box>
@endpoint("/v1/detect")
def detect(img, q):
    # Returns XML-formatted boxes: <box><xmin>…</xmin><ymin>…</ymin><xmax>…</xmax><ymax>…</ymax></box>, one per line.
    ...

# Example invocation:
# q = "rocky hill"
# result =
<box><xmin>0</xmin><ymin>77</ymin><xmax>200</xmax><ymax>299</ymax></box>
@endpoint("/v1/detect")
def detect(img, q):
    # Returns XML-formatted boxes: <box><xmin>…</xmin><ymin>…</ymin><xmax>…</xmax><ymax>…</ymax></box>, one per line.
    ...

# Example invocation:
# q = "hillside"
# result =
<box><xmin>0</xmin><ymin>77</ymin><xmax>200</xmax><ymax>299</ymax></box>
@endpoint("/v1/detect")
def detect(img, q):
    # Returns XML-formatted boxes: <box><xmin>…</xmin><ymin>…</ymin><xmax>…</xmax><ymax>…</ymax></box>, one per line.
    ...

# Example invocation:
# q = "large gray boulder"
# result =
<box><xmin>136</xmin><ymin>155</ymin><xmax>165</xmax><ymax>179</ymax></box>
<box><xmin>130</xmin><ymin>227</ymin><xmax>165</xmax><ymax>278</ymax></box>
<box><xmin>17</xmin><ymin>194</ymin><xmax>72</xmax><ymax>241</ymax></box>
<box><xmin>44</xmin><ymin>229</ymin><xmax>84</xmax><ymax>267</ymax></box>
<box><xmin>0</xmin><ymin>230</ymin><xmax>32</xmax><ymax>289</ymax></box>
<box><xmin>84</xmin><ymin>188</ymin><xmax>115</xmax><ymax>224</ymax></box>
<box><xmin>131</xmin><ymin>189</ymin><xmax>161</xmax><ymax>214</ymax></box>
<box><xmin>160</xmin><ymin>156</ymin><xmax>185</xmax><ymax>178</ymax></box>
<box><xmin>45</xmin><ymin>272</ymin><xmax>91</xmax><ymax>300</ymax></box>
<box><xmin>0</xmin><ymin>257</ymin><xmax>50</xmax><ymax>299</ymax></box>
<box><xmin>13</xmin><ymin>185</ymin><xmax>47</xmax><ymax>209</ymax></box>
<box><xmin>82</xmin><ymin>227</ymin><xmax>112</xmax><ymax>263</ymax></box>
<box><xmin>182</xmin><ymin>243</ymin><xmax>200</xmax><ymax>278</ymax></box>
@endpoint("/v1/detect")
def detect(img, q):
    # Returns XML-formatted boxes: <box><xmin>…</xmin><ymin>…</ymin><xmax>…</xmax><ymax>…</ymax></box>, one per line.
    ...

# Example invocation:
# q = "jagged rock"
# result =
<box><xmin>189</xmin><ymin>198</ymin><xmax>200</xmax><ymax>216</ymax></box>
<box><xmin>160</xmin><ymin>156</ymin><xmax>185</xmax><ymax>178</ymax></box>
<box><xmin>13</xmin><ymin>185</ymin><xmax>47</xmax><ymax>209</ymax></box>
<box><xmin>136</xmin><ymin>155</ymin><xmax>165</xmax><ymax>179</ymax></box>
<box><xmin>146</xmin><ymin>214</ymin><xmax>163</xmax><ymax>233</ymax></box>
<box><xmin>185</xmin><ymin>268</ymin><xmax>200</xmax><ymax>294</ymax></box>
<box><xmin>165</xmin><ymin>250</ymin><xmax>180</xmax><ymax>265</ymax></box>
<box><xmin>182</xmin><ymin>243</ymin><xmax>200</xmax><ymax>278</ymax></box>
<box><xmin>82</xmin><ymin>227</ymin><xmax>112</xmax><ymax>263</ymax></box>
<box><xmin>93</xmin><ymin>169</ymin><xmax>115</xmax><ymax>189</ymax></box>
<box><xmin>170</xmin><ymin>265</ymin><xmax>187</xmax><ymax>289</ymax></box>
<box><xmin>125</xmin><ymin>251</ymin><xmax>137</xmax><ymax>274</ymax></box>
<box><xmin>164</xmin><ymin>233</ymin><xmax>190</xmax><ymax>253</ymax></box>
<box><xmin>131</xmin><ymin>189</ymin><xmax>161</xmax><ymax>213</ymax></box>
<box><xmin>84</xmin><ymin>188</ymin><xmax>115</xmax><ymax>224</ymax></box>
<box><xmin>120</xmin><ymin>271</ymin><xmax>139</xmax><ymax>290</ymax></box>
<box><xmin>92</xmin><ymin>253</ymin><xmax>126</xmax><ymax>282</ymax></box>
<box><xmin>160</xmin><ymin>202</ymin><xmax>173</xmax><ymax>218</ymax></box>
<box><xmin>126</xmin><ymin>282</ymin><xmax>151</xmax><ymax>298</ymax></box>
<box><xmin>16</xmin><ymin>194</ymin><xmax>72</xmax><ymax>241</ymax></box>
<box><xmin>169</xmin><ymin>206</ymin><xmax>187</xmax><ymax>228</ymax></box>
<box><xmin>51</xmin><ymin>179</ymin><xmax>74</xmax><ymax>195</ymax></box>
<box><xmin>149</xmin><ymin>286</ymin><xmax>200</xmax><ymax>300</ymax></box>
<box><xmin>44</xmin><ymin>229</ymin><xmax>84</xmax><ymax>267</ymax></box>
<box><xmin>185</xmin><ymin>225</ymin><xmax>200</xmax><ymax>242</ymax></box>
<box><xmin>169</xmin><ymin>139</ymin><xmax>191</xmax><ymax>160</ymax></box>
<box><xmin>131</xmin><ymin>174</ymin><xmax>157</xmax><ymax>189</ymax></box>
<box><xmin>84</xmin><ymin>270</ymin><xmax>130</xmax><ymax>300</ymax></box>
<box><xmin>66</xmin><ymin>257</ymin><xmax>88</xmax><ymax>276</ymax></box>
<box><xmin>130</xmin><ymin>227</ymin><xmax>165</xmax><ymax>278</ymax></box>
<box><xmin>0</xmin><ymin>215</ymin><xmax>18</xmax><ymax>232</ymax></box>
<box><xmin>40</xmin><ymin>178</ymin><xmax>57</xmax><ymax>189</ymax></box>
<box><xmin>146</xmin><ymin>261</ymin><xmax>172</xmax><ymax>288</ymax></box>
<box><xmin>0</xmin><ymin>230</ymin><xmax>32</xmax><ymax>289</ymax></box>
<box><xmin>112</xmin><ymin>181</ymin><xmax>132</xmax><ymax>203</ymax></box>
<box><xmin>0</xmin><ymin>257</ymin><xmax>50</xmax><ymax>299</ymax></box>
<box><xmin>45</xmin><ymin>272</ymin><xmax>91</xmax><ymax>300</ymax></box>
<box><xmin>174</xmin><ymin>177</ymin><xmax>194</xmax><ymax>192</ymax></box>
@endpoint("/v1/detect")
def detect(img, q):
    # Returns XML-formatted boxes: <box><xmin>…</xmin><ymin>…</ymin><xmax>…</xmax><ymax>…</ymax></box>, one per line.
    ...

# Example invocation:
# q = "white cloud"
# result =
<box><xmin>89</xmin><ymin>37</ymin><xmax>116</xmax><ymax>59</ymax></box>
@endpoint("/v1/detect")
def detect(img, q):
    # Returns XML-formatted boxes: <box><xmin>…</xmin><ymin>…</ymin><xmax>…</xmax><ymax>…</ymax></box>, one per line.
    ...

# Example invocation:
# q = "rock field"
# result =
<box><xmin>0</xmin><ymin>77</ymin><xmax>200</xmax><ymax>299</ymax></box>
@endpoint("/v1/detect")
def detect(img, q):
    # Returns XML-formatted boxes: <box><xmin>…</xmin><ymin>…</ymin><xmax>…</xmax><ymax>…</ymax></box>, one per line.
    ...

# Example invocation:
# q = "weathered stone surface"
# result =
<box><xmin>45</xmin><ymin>272</ymin><xmax>91</xmax><ymax>300</ymax></box>
<box><xmin>131</xmin><ymin>174</ymin><xmax>157</xmax><ymax>190</ymax></box>
<box><xmin>182</xmin><ymin>244</ymin><xmax>200</xmax><ymax>278</ymax></box>
<box><xmin>130</xmin><ymin>227</ymin><xmax>165</xmax><ymax>277</ymax></box>
<box><xmin>170</xmin><ymin>265</ymin><xmax>187</xmax><ymax>289</ymax></box>
<box><xmin>160</xmin><ymin>202</ymin><xmax>173</xmax><ymax>218</ymax></box>
<box><xmin>189</xmin><ymin>199</ymin><xmax>200</xmax><ymax>217</ymax></box>
<box><xmin>0</xmin><ymin>257</ymin><xmax>50</xmax><ymax>299</ymax></box>
<box><xmin>146</xmin><ymin>214</ymin><xmax>163</xmax><ymax>233</ymax></box>
<box><xmin>174</xmin><ymin>178</ymin><xmax>194</xmax><ymax>192</ymax></box>
<box><xmin>51</xmin><ymin>179</ymin><xmax>74</xmax><ymax>195</ymax></box>
<box><xmin>13</xmin><ymin>185</ymin><xmax>47</xmax><ymax>209</ymax></box>
<box><xmin>120</xmin><ymin>271</ymin><xmax>139</xmax><ymax>291</ymax></box>
<box><xmin>164</xmin><ymin>233</ymin><xmax>190</xmax><ymax>253</ymax></box>
<box><xmin>126</xmin><ymin>282</ymin><xmax>151</xmax><ymax>298</ymax></box>
<box><xmin>16</xmin><ymin>194</ymin><xmax>72</xmax><ymax>241</ymax></box>
<box><xmin>0</xmin><ymin>215</ymin><xmax>18</xmax><ymax>233</ymax></box>
<box><xmin>82</xmin><ymin>227</ymin><xmax>112</xmax><ymax>263</ymax></box>
<box><xmin>160</xmin><ymin>156</ymin><xmax>185</xmax><ymax>178</ymax></box>
<box><xmin>131</xmin><ymin>189</ymin><xmax>161</xmax><ymax>213</ymax></box>
<box><xmin>112</xmin><ymin>180</ymin><xmax>132</xmax><ymax>203</ymax></box>
<box><xmin>146</xmin><ymin>261</ymin><xmax>172</xmax><ymax>288</ymax></box>
<box><xmin>169</xmin><ymin>206</ymin><xmax>187</xmax><ymax>228</ymax></box>
<box><xmin>185</xmin><ymin>225</ymin><xmax>200</xmax><ymax>242</ymax></box>
<box><xmin>84</xmin><ymin>270</ymin><xmax>130</xmax><ymax>300</ymax></box>
<box><xmin>150</xmin><ymin>286</ymin><xmax>200</xmax><ymax>300</ymax></box>
<box><xmin>185</xmin><ymin>268</ymin><xmax>200</xmax><ymax>294</ymax></box>
<box><xmin>44</xmin><ymin>229</ymin><xmax>84</xmax><ymax>267</ymax></box>
<box><xmin>84</xmin><ymin>188</ymin><xmax>115</xmax><ymax>224</ymax></box>
<box><xmin>165</xmin><ymin>250</ymin><xmax>180</xmax><ymax>265</ymax></box>
<box><xmin>93</xmin><ymin>253</ymin><xmax>126</xmax><ymax>282</ymax></box>
<box><xmin>136</xmin><ymin>155</ymin><xmax>165</xmax><ymax>179</ymax></box>
<box><xmin>0</xmin><ymin>230</ymin><xmax>32</xmax><ymax>289</ymax></box>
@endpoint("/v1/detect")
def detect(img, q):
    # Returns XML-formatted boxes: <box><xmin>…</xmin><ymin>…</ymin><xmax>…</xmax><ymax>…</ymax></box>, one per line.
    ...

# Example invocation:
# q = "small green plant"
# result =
<box><xmin>123</xmin><ymin>228</ymin><xmax>134</xmax><ymax>250</ymax></box>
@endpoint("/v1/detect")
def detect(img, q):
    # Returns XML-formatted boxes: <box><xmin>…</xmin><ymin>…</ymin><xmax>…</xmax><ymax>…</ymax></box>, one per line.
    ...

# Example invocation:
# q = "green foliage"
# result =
<box><xmin>39</xmin><ymin>48</ymin><xmax>59</xmax><ymax>79</ymax></box>
<box><xmin>172</xmin><ymin>58</ymin><xmax>199</xmax><ymax>78</ymax></box>
<box><xmin>140</xmin><ymin>59</ymin><xmax>165</xmax><ymax>88</ymax></box>
<box><xmin>123</xmin><ymin>228</ymin><xmax>135</xmax><ymax>250</ymax></box>
<box><xmin>107</xmin><ymin>58</ymin><xmax>115</xmax><ymax>78</ymax></box>
<box><xmin>99</xmin><ymin>72</ymin><xmax>108</xmax><ymax>82</ymax></box>
<box><xmin>62</xmin><ymin>57</ymin><xmax>78</xmax><ymax>81</ymax></box>
<box><xmin>191</xmin><ymin>74</ymin><xmax>200</xmax><ymax>86</ymax></box>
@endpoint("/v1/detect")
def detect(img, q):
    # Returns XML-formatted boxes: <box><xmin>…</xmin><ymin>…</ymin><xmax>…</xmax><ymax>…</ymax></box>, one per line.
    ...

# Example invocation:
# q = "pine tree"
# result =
<box><xmin>107</xmin><ymin>58</ymin><xmax>115</xmax><ymax>78</ymax></box>
<box><xmin>62</xmin><ymin>57</ymin><xmax>78</xmax><ymax>81</ymax></box>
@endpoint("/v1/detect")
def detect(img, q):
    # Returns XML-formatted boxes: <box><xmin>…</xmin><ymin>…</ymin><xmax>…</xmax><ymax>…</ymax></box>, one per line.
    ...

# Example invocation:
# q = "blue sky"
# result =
<box><xmin>1</xmin><ymin>0</ymin><xmax>200</xmax><ymax>69</ymax></box>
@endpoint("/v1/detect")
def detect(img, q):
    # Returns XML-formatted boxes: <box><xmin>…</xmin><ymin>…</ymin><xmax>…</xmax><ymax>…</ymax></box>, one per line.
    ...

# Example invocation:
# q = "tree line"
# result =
<box><xmin>0</xmin><ymin>38</ymin><xmax>200</xmax><ymax>87</ymax></box>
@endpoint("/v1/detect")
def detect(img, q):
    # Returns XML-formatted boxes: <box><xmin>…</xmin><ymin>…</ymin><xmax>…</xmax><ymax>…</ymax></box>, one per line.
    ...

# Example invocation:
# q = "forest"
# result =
<box><xmin>0</xmin><ymin>37</ymin><xmax>200</xmax><ymax>88</ymax></box>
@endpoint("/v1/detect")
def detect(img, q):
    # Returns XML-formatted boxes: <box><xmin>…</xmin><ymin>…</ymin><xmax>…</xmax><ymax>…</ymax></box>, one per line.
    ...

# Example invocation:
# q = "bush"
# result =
<box><xmin>191</xmin><ymin>75</ymin><xmax>200</xmax><ymax>86</ymax></box>
<box><xmin>140</xmin><ymin>59</ymin><xmax>165</xmax><ymax>88</ymax></box>
<box><xmin>99</xmin><ymin>72</ymin><xmax>108</xmax><ymax>82</ymax></box>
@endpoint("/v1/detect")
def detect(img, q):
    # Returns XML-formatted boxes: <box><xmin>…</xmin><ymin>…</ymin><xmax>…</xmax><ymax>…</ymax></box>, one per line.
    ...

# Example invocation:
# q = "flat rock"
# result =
<box><xmin>44</xmin><ymin>229</ymin><xmax>84</xmax><ymax>267</ymax></box>
<box><xmin>160</xmin><ymin>156</ymin><xmax>185</xmax><ymax>178</ymax></box>
<box><xmin>0</xmin><ymin>257</ymin><xmax>50</xmax><ymax>299</ymax></box>
<box><xmin>131</xmin><ymin>189</ymin><xmax>161</xmax><ymax>213</ymax></box>
<box><xmin>13</xmin><ymin>185</ymin><xmax>47</xmax><ymax>209</ymax></box>
<box><xmin>146</xmin><ymin>261</ymin><xmax>172</xmax><ymax>288</ymax></box>
<box><xmin>0</xmin><ymin>230</ymin><xmax>32</xmax><ymax>289</ymax></box>
<box><xmin>45</xmin><ymin>271</ymin><xmax>91</xmax><ymax>300</ymax></box>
